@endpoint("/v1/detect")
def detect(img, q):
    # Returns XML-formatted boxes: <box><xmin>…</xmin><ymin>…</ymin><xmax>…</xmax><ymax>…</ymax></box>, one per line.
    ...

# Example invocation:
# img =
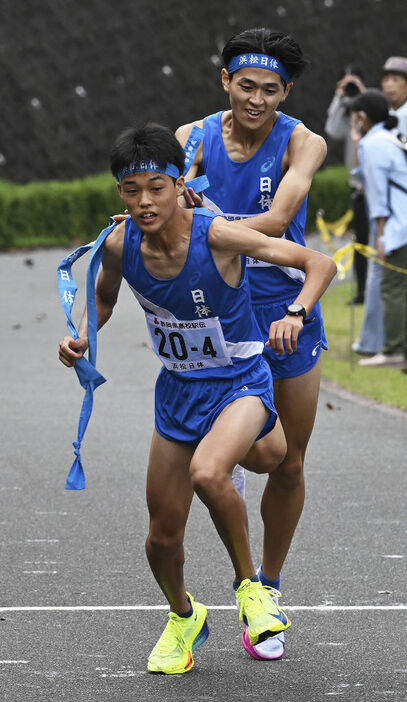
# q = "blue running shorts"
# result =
<box><xmin>155</xmin><ymin>358</ymin><xmax>277</xmax><ymax>446</ymax></box>
<box><xmin>253</xmin><ymin>297</ymin><xmax>328</xmax><ymax>380</ymax></box>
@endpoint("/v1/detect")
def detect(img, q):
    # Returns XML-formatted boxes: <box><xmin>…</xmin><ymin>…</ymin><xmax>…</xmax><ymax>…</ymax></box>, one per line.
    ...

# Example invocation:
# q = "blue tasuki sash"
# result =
<box><xmin>57</xmin><ymin>221</ymin><xmax>117</xmax><ymax>490</ymax></box>
<box><xmin>183</xmin><ymin>125</ymin><xmax>209</xmax><ymax>194</ymax></box>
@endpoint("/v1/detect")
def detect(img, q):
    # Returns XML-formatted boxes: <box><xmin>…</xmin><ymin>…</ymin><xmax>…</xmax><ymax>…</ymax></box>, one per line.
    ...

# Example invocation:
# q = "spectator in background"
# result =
<box><xmin>381</xmin><ymin>56</ymin><xmax>407</xmax><ymax>136</ymax></box>
<box><xmin>325</xmin><ymin>65</ymin><xmax>368</xmax><ymax>305</ymax></box>
<box><xmin>349</xmin><ymin>90</ymin><xmax>407</xmax><ymax>368</ymax></box>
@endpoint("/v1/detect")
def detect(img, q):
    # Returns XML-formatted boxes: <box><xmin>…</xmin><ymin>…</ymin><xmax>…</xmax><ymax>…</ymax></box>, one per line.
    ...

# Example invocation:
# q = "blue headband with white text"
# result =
<box><xmin>117</xmin><ymin>125</ymin><xmax>209</xmax><ymax>192</ymax></box>
<box><xmin>227</xmin><ymin>53</ymin><xmax>291</xmax><ymax>84</ymax></box>
<box><xmin>117</xmin><ymin>160</ymin><xmax>180</xmax><ymax>182</ymax></box>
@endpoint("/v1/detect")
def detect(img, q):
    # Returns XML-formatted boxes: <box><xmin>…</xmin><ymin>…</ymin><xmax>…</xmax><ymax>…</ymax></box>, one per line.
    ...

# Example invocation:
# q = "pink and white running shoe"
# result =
<box><xmin>242</xmin><ymin>628</ymin><xmax>285</xmax><ymax>660</ymax></box>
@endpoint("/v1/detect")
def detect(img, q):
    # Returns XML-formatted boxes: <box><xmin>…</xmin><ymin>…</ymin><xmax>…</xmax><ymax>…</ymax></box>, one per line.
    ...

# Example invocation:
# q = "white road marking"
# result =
<box><xmin>25</xmin><ymin>539</ymin><xmax>60</xmax><ymax>543</ymax></box>
<box><xmin>0</xmin><ymin>605</ymin><xmax>405</xmax><ymax>612</ymax></box>
<box><xmin>23</xmin><ymin>561</ymin><xmax>57</xmax><ymax>564</ymax></box>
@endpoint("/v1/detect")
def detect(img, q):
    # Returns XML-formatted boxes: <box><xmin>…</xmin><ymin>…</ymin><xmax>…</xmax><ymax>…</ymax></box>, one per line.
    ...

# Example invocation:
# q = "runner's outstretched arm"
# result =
<box><xmin>209</xmin><ymin>216</ymin><xmax>336</xmax><ymax>353</ymax></box>
<box><xmin>177</xmin><ymin>121</ymin><xmax>326</xmax><ymax>235</ymax></box>
<box><xmin>232</xmin><ymin>126</ymin><xmax>327</xmax><ymax>237</ymax></box>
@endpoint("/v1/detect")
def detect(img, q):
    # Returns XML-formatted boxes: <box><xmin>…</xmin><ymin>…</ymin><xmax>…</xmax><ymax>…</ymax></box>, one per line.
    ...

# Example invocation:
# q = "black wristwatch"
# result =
<box><xmin>286</xmin><ymin>303</ymin><xmax>307</xmax><ymax>323</ymax></box>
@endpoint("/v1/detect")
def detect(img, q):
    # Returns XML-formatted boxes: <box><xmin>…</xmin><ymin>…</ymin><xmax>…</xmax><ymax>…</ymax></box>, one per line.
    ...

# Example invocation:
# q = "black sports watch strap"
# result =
<box><xmin>286</xmin><ymin>304</ymin><xmax>315</xmax><ymax>325</ymax></box>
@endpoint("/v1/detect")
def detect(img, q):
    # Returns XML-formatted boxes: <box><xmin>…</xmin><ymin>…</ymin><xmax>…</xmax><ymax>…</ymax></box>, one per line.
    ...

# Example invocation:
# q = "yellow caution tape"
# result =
<box><xmin>316</xmin><ymin>210</ymin><xmax>407</xmax><ymax>278</ymax></box>
<box><xmin>333</xmin><ymin>242</ymin><xmax>407</xmax><ymax>280</ymax></box>
<box><xmin>332</xmin><ymin>242</ymin><xmax>354</xmax><ymax>280</ymax></box>
<box><xmin>315</xmin><ymin>209</ymin><xmax>354</xmax><ymax>252</ymax></box>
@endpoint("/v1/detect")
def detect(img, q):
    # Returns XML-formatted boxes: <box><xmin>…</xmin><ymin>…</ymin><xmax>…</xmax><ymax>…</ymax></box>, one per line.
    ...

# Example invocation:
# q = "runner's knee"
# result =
<box><xmin>260</xmin><ymin>435</ymin><xmax>286</xmax><ymax>473</ymax></box>
<box><xmin>243</xmin><ymin>432</ymin><xmax>287</xmax><ymax>474</ymax></box>
<box><xmin>273</xmin><ymin>453</ymin><xmax>304</xmax><ymax>490</ymax></box>
<box><xmin>189</xmin><ymin>457</ymin><xmax>229</xmax><ymax>504</ymax></box>
<box><xmin>146</xmin><ymin>518</ymin><xmax>185</xmax><ymax>555</ymax></box>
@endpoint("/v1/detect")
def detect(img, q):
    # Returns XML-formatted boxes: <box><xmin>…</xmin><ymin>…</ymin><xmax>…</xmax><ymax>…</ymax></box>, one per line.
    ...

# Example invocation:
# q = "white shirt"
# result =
<box><xmin>391</xmin><ymin>100</ymin><xmax>407</xmax><ymax>137</ymax></box>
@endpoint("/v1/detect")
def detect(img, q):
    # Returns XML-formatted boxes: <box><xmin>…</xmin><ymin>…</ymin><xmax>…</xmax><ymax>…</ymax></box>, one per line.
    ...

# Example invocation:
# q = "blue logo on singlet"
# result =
<box><xmin>261</xmin><ymin>157</ymin><xmax>275</xmax><ymax>173</ymax></box>
<box><xmin>189</xmin><ymin>272</ymin><xmax>201</xmax><ymax>286</ymax></box>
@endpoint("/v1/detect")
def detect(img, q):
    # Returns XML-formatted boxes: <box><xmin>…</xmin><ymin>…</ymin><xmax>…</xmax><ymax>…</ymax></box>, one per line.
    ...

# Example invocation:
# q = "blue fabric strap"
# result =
<box><xmin>117</xmin><ymin>160</ymin><xmax>180</xmax><ymax>182</ymax></box>
<box><xmin>182</xmin><ymin>125</ymin><xmax>210</xmax><ymax>194</ymax></box>
<box><xmin>182</xmin><ymin>125</ymin><xmax>204</xmax><ymax>175</ymax></box>
<box><xmin>227</xmin><ymin>53</ymin><xmax>291</xmax><ymax>84</ymax></box>
<box><xmin>57</xmin><ymin>221</ymin><xmax>117</xmax><ymax>490</ymax></box>
<box><xmin>184</xmin><ymin>174</ymin><xmax>210</xmax><ymax>193</ymax></box>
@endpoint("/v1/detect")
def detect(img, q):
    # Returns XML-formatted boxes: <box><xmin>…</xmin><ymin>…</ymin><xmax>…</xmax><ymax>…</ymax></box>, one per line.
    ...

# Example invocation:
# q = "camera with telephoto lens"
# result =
<box><xmin>344</xmin><ymin>80</ymin><xmax>360</xmax><ymax>98</ymax></box>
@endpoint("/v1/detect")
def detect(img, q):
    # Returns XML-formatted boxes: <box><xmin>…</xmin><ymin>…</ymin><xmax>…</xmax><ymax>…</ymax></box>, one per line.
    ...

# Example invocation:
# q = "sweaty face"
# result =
<box><xmin>222</xmin><ymin>67</ymin><xmax>291</xmax><ymax>130</ymax></box>
<box><xmin>118</xmin><ymin>172</ymin><xmax>181</xmax><ymax>232</ymax></box>
<box><xmin>381</xmin><ymin>73</ymin><xmax>407</xmax><ymax>110</ymax></box>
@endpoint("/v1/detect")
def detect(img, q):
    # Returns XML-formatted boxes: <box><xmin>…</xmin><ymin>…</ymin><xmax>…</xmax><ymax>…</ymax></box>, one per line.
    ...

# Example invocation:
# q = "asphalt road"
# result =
<box><xmin>1</xmin><ymin>247</ymin><xmax>406</xmax><ymax>702</ymax></box>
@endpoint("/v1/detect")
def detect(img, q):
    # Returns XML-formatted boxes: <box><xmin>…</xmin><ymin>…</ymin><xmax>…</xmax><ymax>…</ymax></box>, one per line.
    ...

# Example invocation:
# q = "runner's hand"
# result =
<box><xmin>180</xmin><ymin>186</ymin><xmax>204</xmax><ymax>208</ymax></box>
<box><xmin>59</xmin><ymin>335</ymin><xmax>89</xmax><ymax>367</ymax></box>
<box><xmin>266</xmin><ymin>316</ymin><xmax>303</xmax><ymax>355</ymax></box>
<box><xmin>112</xmin><ymin>210</ymin><xmax>130</xmax><ymax>222</ymax></box>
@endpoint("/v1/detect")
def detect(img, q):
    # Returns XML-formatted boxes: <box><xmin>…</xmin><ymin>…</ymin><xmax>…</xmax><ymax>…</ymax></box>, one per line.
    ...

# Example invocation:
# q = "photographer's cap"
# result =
<box><xmin>382</xmin><ymin>56</ymin><xmax>407</xmax><ymax>77</ymax></box>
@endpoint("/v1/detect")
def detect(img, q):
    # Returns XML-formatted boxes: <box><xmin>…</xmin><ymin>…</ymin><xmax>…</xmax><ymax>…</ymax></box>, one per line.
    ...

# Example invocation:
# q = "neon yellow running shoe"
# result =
<box><xmin>235</xmin><ymin>579</ymin><xmax>291</xmax><ymax>646</ymax></box>
<box><xmin>147</xmin><ymin>594</ymin><xmax>209</xmax><ymax>674</ymax></box>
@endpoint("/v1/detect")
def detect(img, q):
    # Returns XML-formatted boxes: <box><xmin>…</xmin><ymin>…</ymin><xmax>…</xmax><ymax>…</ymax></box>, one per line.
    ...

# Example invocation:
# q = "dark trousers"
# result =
<box><xmin>351</xmin><ymin>190</ymin><xmax>369</xmax><ymax>300</ymax></box>
<box><xmin>381</xmin><ymin>243</ymin><xmax>407</xmax><ymax>356</ymax></box>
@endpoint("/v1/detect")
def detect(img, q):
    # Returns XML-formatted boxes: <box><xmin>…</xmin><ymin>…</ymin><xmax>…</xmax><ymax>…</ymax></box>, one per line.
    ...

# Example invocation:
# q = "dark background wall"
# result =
<box><xmin>1</xmin><ymin>0</ymin><xmax>406</xmax><ymax>183</ymax></box>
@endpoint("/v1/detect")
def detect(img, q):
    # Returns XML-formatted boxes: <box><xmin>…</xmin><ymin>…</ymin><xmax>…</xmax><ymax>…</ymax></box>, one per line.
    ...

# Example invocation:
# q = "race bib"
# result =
<box><xmin>246</xmin><ymin>257</ymin><xmax>273</xmax><ymax>268</ymax></box>
<box><xmin>145</xmin><ymin>313</ymin><xmax>232</xmax><ymax>372</ymax></box>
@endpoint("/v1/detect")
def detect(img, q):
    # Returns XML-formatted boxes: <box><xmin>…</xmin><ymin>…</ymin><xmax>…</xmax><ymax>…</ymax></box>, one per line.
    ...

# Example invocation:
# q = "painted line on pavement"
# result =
<box><xmin>0</xmin><ymin>605</ymin><xmax>405</xmax><ymax>612</ymax></box>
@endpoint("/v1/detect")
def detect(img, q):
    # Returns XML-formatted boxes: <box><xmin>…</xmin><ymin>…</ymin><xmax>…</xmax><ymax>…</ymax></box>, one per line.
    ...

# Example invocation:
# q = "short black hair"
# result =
<box><xmin>222</xmin><ymin>28</ymin><xmax>309</xmax><ymax>86</ymax></box>
<box><xmin>110</xmin><ymin>122</ymin><xmax>185</xmax><ymax>180</ymax></box>
<box><xmin>338</xmin><ymin>64</ymin><xmax>365</xmax><ymax>81</ymax></box>
<box><xmin>349</xmin><ymin>89</ymin><xmax>398</xmax><ymax>129</ymax></box>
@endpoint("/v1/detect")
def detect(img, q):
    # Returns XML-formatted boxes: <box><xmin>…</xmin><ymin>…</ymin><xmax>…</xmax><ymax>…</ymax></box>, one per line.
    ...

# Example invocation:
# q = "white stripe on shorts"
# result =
<box><xmin>226</xmin><ymin>340</ymin><xmax>264</xmax><ymax>357</ymax></box>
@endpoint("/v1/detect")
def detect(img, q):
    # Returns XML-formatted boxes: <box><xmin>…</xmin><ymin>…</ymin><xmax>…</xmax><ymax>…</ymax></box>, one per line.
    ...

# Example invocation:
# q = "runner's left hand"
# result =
<box><xmin>112</xmin><ymin>210</ymin><xmax>130</xmax><ymax>222</ymax></box>
<box><xmin>180</xmin><ymin>186</ymin><xmax>204</xmax><ymax>208</ymax></box>
<box><xmin>266</xmin><ymin>316</ymin><xmax>303</xmax><ymax>355</ymax></box>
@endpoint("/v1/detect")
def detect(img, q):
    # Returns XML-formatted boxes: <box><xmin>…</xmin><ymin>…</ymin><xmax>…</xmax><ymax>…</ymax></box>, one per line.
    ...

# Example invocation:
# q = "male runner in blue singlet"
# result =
<box><xmin>59</xmin><ymin>123</ymin><xmax>336</xmax><ymax>674</ymax></box>
<box><xmin>176</xmin><ymin>28</ymin><xmax>328</xmax><ymax>660</ymax></box>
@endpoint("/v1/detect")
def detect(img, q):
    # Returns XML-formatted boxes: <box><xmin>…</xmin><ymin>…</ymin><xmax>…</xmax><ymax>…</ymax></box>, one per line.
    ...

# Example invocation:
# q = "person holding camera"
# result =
<box><xmin>325</xmin><ymin>66</ymin><xmax>369</xmax><ymax>308</ymax></box>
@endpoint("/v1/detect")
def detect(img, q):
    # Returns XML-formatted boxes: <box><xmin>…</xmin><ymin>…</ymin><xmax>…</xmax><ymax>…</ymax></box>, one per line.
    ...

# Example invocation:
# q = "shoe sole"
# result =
<box><xmin>250</xmin><ymin>617</ymin><xmax>291</xmax><ymax>646</ymax></box>
<box><xmin>192</xmin><ymin>617</ymin><xmax>209</xmax><ymax>651</ymax></box>
<box><xmin>148</xmin><ymin>615</ymin><xmax>209</xmax><ymax>675</ymax></box>
<box><xmin>241</xmin><ymin>627</ymin><xmax>284</xmax><ymax>660</ymax></box>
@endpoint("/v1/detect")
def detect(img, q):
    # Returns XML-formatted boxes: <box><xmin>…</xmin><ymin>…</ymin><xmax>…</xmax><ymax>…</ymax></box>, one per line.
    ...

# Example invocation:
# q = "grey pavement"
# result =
<box><xmin>0</xmin><ymin>247</ymin><xmax>406</xmax><ymax>702</ymax></box>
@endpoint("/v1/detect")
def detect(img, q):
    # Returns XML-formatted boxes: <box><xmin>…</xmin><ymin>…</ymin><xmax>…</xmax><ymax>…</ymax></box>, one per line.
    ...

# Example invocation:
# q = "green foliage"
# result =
<box><xmin>307</xmin><ymin>165</ymin><xmax>350</xmax><ymax>231</ymax></box>
<box><xmin>0</xmin><ymin>174</ymin><xmax>122</xmax><ymax>249</ymax></box>
<box><xmin>2</xmin><ymin>164</ymin><xmax>404</xmax><ymax>409</ymax></box>
<box><xmin>321</xmin><ymin>282</ymin><xmax>407</xmax><ymax>411</ymax></box>
<box><xmin>0</xmin><ymin>165</ymin><xmax>350</xmax><ymax>249</ymax></box>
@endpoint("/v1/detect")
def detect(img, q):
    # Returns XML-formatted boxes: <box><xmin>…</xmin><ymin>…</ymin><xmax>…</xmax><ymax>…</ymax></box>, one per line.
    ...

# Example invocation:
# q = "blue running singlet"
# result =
<box><xmin>122</xmin><ymin>207</ymin><xmax>265</xmax><ymax>380</ymax></box>
<box><xmin>201</xmin><ymin>111</ymin><xmax>327</xmax><ymax>379</ymax></box>
<box><xmin>202</xmin><ymin>110</ymin><xmax>307</xmax><ymax>304</ymax></box>
<box><xmin>122</xmin><ymin>207</ymin><xmax>277</xmax><ymax>443</ymax></box>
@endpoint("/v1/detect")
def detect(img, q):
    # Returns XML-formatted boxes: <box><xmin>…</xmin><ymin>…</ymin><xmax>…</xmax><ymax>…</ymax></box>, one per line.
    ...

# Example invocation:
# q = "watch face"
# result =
<box><xmin>288</xmin><ymin>304</ymin><xmax>304</xmax><ymax>314</ymax></box>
